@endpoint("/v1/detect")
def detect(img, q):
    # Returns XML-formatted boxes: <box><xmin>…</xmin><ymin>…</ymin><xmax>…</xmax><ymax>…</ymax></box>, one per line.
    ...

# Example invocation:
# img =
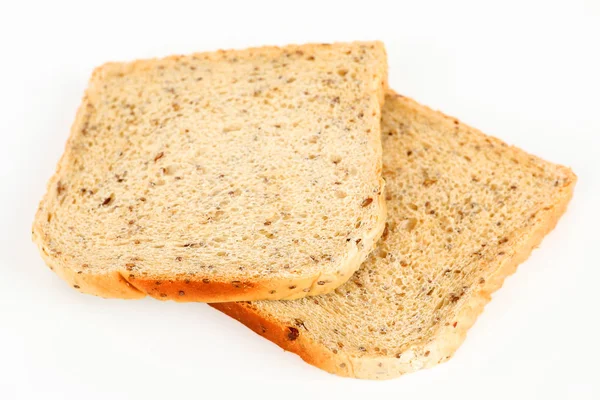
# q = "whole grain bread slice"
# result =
<box><xmin>32</xmin><ymin>42</ymin><xmax>388</xmax><ymax>302</ymax></box>
<box><xmin>212</xmin><ymin>91</ymin><xmax>576</xmax><ymax>379</ymax></box>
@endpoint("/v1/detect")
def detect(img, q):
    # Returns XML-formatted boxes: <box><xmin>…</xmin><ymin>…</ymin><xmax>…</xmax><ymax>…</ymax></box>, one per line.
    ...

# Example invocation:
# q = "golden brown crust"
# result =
<box><xmin>93</xmin><ymin>41</ymin><xmax>387</xmax><ymax>79</ymax></box>
<box><xmin>210</xmin><ymin>302</ymin><xmax>347</xmax><ymax>376</ymax></box>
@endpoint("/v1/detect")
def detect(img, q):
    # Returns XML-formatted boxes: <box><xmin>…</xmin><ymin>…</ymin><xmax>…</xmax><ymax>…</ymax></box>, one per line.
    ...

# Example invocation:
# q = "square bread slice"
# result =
<box><xmin>212</xmin><ymin>91</ymin><xmax>576</xmax><ymax>379</ymax></box>
<box><xmin>33</xmin><ymin>42</ymin><xmax>388</xmax><ymax>302</ymax></box>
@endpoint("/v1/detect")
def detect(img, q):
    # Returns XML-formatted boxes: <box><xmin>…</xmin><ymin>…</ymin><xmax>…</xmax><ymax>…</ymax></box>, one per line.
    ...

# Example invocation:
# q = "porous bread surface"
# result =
<box><xmin>212</xmin><ymin>92</ymin><xmax>576</xmax><ymax>379</ymax></box>
<box><xmin>32</xmin><ymin>42</ymin><xmax>388</xmax><ymax>302</ymax></box>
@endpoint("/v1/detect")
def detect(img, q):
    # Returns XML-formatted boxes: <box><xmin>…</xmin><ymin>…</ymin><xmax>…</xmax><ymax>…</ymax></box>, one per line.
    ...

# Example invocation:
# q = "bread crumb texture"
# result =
<box><xmin>32</xmin><ymin>42</ymin><xmax>388</xmax><ymax>302</ymax></box>
<box><xmin>212</xmin><ymin>92</ymin><xmax>576</xmax><ymax>379</ymax></box>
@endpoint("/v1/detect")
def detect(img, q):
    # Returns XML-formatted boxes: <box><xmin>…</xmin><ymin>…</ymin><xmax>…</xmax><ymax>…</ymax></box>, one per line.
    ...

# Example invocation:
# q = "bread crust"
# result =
<box><xmin>211</xmin><ymin>93</ymin><xmax>577</xmax><ymax>379</ymax></box>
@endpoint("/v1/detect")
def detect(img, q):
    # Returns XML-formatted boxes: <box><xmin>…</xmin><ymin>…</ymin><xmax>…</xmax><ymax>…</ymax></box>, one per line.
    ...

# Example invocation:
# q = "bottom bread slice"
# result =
<box><xmin>211</xmin><ymin>92</ymin><xmax>576</xmax><ymax>379</ymax></box>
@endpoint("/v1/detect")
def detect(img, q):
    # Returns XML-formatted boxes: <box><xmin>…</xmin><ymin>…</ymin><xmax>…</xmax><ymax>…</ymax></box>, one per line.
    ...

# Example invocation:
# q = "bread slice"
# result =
<box><xmin>32</xmin><ymin>42</ymin><xmax>388</xmax><ymax>302</ymax></box>
<box><xmin>212</xmin><ymin>92</ymin><xmax>576</xmax><ymax>379</ymax></box>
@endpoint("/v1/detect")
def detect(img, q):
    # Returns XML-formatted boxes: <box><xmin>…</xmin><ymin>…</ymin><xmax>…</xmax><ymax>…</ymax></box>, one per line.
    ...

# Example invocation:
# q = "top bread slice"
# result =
<box><xmin>32</xmin><ymin>42</ymin><xmax>388</xmax><ymax>302</ymax></box>
<box><xmin>212</xmin><ymin>92</ymin><xmax>576</xmax><ymax>379</ymax></box>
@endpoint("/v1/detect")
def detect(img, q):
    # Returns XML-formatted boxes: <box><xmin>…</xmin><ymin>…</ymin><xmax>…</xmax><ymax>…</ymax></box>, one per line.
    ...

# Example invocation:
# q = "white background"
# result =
<box><xmin>1</xmin><ymin>0</ymin><xmax>599</xmax><ymax>399</ymax></box>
